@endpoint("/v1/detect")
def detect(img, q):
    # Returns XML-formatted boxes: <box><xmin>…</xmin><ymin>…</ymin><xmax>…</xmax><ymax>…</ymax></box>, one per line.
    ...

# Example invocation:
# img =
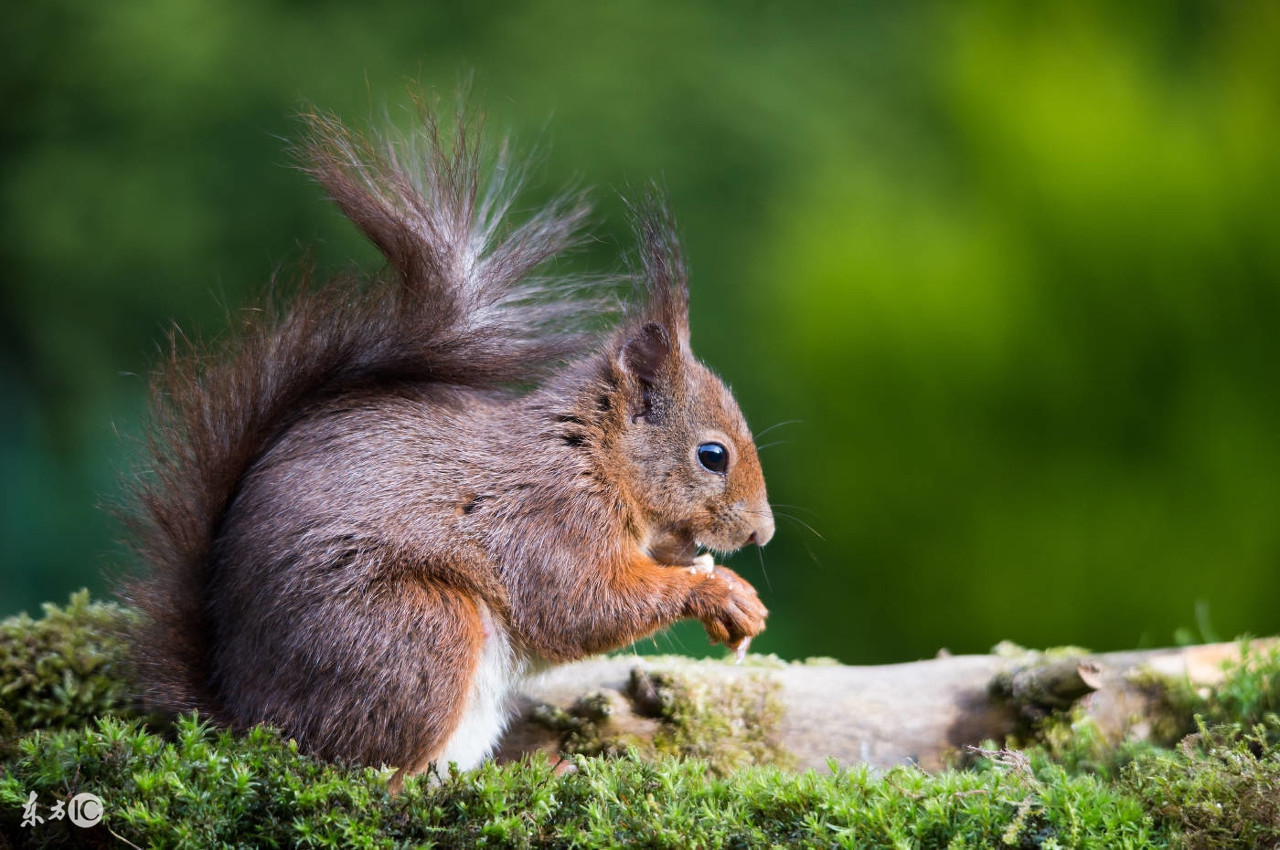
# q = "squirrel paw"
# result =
<box><xmin>692</xmin><ymin>566</ymin><xmax>768</xmax><ymax>652</ymax></box>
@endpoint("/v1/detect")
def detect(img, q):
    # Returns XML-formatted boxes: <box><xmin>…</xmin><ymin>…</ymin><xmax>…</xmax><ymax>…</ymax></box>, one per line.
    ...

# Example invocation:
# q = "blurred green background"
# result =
<box><xmin>3</xmin><ymin>1</ymin><xmax>1278</xmax><ymax>664</ymax></box>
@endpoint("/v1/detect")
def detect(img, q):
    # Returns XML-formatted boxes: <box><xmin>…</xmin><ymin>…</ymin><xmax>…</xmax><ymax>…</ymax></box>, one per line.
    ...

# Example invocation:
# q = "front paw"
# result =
<box><xmin>690</xmin><ymin>566</ymin><xmax>768</xmax><ymax>652</ymax></box>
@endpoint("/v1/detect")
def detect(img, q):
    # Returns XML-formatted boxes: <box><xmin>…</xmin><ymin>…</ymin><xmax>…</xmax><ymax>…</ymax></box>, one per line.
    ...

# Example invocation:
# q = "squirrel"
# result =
<box><xmin>122</xmin><ymin>103</ymin><xmax>774</xmax><ymax>778</ymax></box>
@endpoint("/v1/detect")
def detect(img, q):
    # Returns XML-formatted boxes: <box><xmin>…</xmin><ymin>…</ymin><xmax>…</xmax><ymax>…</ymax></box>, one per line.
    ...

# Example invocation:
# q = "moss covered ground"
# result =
<box><xmin>2</xmin><ymin>593</ymin><xmax>1278</xmax><ymax>848</ymax></box>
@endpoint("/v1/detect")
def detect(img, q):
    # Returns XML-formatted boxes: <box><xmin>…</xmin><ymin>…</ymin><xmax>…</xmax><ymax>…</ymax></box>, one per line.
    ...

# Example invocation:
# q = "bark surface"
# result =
<box><xmin>496</xmin><ymin>640</ymin><xmax>1271</xmax><ymax>771</ymax></box>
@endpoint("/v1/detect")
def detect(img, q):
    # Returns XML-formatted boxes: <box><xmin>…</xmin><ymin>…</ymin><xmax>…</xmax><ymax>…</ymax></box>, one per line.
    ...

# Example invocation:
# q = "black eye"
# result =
<box><xmin>696</xmin><ymin>442</ymin><xmax>729</xmax><ymax>474</ymax></box>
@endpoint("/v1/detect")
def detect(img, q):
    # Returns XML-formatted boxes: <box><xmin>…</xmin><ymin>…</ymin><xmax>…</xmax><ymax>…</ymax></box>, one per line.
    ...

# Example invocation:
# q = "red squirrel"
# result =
<box><xmin>124</xmin><ymin>104</ymin><xmax>774</xmax><ymax>776</ymax></box>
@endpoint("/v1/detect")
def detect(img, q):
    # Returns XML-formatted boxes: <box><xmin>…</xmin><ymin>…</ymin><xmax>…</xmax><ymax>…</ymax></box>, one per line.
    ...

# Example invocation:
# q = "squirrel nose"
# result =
<box><xmin>746</xmin><ymin>508</ymin><xmax>775</xmax><ymax>548</ymax></box>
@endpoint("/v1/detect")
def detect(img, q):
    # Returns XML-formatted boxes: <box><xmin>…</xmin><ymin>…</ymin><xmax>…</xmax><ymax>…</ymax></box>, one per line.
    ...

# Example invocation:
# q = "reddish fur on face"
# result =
<box><xmin>121</xmin><ymin>101</ymin><xmax>773</xmax><ymax>775</ymax></box>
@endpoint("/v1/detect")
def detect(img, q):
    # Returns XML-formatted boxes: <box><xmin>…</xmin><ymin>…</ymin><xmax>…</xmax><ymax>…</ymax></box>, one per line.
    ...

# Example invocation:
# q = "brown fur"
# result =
<box><xmin>122</xmin><ymin>102</ymin><xmax>774</xmax><ymax>773</ymax></box>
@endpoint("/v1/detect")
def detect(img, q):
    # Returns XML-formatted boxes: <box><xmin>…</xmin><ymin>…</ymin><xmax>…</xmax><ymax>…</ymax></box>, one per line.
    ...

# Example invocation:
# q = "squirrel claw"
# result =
<box><xmin>692</xmin><ymin>565</ymin><xmax>766</xmax><ymax>654</ymax></box>
<box><xmin>732</xmin><ymin>636</ymin><xmax>752</xmax><ymax>664</ymax></box>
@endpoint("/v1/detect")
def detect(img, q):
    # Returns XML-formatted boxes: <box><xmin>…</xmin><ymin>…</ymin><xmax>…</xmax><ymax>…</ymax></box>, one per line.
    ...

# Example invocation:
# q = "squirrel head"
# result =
<box><xmin>599</xmin><ymin>201</ymin><xmax>775</xmax><ymax>566</ymax></box>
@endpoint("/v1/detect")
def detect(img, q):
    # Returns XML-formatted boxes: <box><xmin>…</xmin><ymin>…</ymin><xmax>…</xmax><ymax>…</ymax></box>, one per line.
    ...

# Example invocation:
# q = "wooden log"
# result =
<box><xmin>495</xmin><ymin>640</ymin><xmax>1274</xmax><ymax>772</ymax></box>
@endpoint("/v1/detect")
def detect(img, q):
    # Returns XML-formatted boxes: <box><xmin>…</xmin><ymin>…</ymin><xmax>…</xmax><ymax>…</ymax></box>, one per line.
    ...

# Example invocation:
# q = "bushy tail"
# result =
<box><xmin>121</xmin><ymin>104</ymin><xmax>603</xmax><ymax>717</ymax></box>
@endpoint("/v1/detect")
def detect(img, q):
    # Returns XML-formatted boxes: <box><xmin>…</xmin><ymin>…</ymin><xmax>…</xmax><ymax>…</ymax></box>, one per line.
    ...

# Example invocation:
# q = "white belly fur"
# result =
<box><xmin>435</xmin><ymin>603</ymin><xmax>526</xmax><ymax>770</ymax></box>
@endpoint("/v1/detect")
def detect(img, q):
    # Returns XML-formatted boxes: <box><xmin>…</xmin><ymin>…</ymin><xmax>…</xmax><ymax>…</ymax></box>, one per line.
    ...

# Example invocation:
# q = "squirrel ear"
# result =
<box><xmin>620</xmin><ymin>322</ymin><xmax>672</xmax><ymax>389</ymax></box>
<box><xmin>620</xmin><ymin>322</ymin><xmax>674</xmax><ymax>422</ymax></box>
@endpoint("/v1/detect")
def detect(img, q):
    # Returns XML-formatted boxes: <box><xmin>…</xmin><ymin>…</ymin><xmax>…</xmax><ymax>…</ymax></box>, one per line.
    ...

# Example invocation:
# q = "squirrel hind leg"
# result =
<box><xmin>420</xmin><ymin>601</ymin><xmax>525</xmax><ymax>773</ymax></box>
<box><xmin>216</xmin><ymin>573</ymin><xmax>497</xmax><ymax>775</ymax></box>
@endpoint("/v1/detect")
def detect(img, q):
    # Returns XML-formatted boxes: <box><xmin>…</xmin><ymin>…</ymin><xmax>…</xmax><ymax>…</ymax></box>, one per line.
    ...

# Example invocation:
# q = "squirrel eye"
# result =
<box><xmin>696</xmin><ymin>442</ymin><xmax>729</xmax><ymax>474</ymax></box>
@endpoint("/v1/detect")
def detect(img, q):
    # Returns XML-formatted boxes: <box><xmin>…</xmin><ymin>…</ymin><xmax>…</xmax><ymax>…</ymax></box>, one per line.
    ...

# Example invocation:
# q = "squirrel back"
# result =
<box><xmin>123</xmin><ymin>103</ymin><xmax>773</xmax><ymax>773</ymax></box>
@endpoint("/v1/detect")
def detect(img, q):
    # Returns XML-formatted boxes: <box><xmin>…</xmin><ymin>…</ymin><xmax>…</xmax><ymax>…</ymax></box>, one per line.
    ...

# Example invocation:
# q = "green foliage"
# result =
<box><xmin>996</xmin><ymin>641</ymin><xmax>1280</xmax><ymax>845</ymax></box>
<box><xmin>1122</xmin><ymin>719</ymin><xmax>1280</xmax><ymax>849</ymax></box>
<box><xmin>1</xmin><ymin>717</ymin><xmax>395</xmax><ymax>848</ymax></box>
<box><xmin>637</xmin><ymin>666</ymin><xmax>795</xmax><ymax>775</ymax></box>
<box><xmin>514</xmin><ymin>661</ymin><xmax>795</xmax><ymax>775</ymax></box>
<box><xmin>1</xmin><ymin>716</ymin><xmax>1170</xmax><ymax>849</ymax></box>
<box><xmin>0</xmin><ymin>591</ymin><xmax>133</xmax><ymax>737</ymax></box>
<box><xmin>3</xmin><ymin>596</ymin><xmax>1280</xmax><ymax>845</ymax></box>
<box><xmin>1187</xmin><ymin>642</ymin><xmax>1280</xmax><ymax>742</ymax></box>
<box><xmin>3</xmin><ymin>598</ymin><xmax>1280</xmax><ymax>845</ymax></box>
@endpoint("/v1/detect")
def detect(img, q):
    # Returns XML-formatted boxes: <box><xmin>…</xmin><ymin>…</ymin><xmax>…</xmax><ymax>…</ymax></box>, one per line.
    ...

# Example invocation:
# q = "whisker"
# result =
<box><xmin>798</xmin><ymin>537</ymin><xmax>823</xmax><ymax>569</ymax></box>
<box><xmin>769</xmin><ymin>502</ymin><xmax>820</xmax><ymax>516</ymax></box>
<box><xmin>775</xmin><ymin>512</ymin><xmax>825</xmax><ymax>540</ymax></box>
<box><xmin>752</xmin><ymin>419</ymin><xmax>803</xmax><ymax>441</ymax></box>
<box><xmin>756</xmin><ymin>440</ymin><xmax>789</xmax><ymax>452</ymax></box>
<box><xmin>755</xmin><ymin>545</ymin><xmax>772</xmax><ymax>593</ymax></box>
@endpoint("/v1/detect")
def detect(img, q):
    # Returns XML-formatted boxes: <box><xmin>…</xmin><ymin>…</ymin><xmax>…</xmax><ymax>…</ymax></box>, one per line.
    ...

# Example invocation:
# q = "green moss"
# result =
<box><xmin>636</xmin><ymin>667</ymin><xmax>795</xmax><ymax>774</ymax></box>
<box><xmin>1008</xmin><ymin>639</ymin><xmax>1280</xmax><ymax>776</ymax></box>
<box><xmin>990</xmin><ymin>640</ymin><xmax>1280</xmax><ymax>846</ymax></box>
<box><xmin>530</xmin><ymin>691</ymin><xmax>641</xmax><ymax>759</ymax></box>
<box><xmin>1184</xmin><ymin>641</ymin><xmax>1280</xmax><ymax>741</ymax></box>
<box><xmin>1</xmin><ymin>714</ymin><xmax>1168</xmax><ymax>848</ymax></box>
<box><xmin>0</xmin><ymin>591</ymin><xmax>134</xmax><ymax>736</ymax></box>
<box><xmin>992</xmin><ymin>640</ymin><xmax>1095</xmax><ymax>663</ymax></box>
<box><xmin>530</xmin><ymin>662</ymin><xmax>794</xmax><ymax>773</ymax></box>
<box><xmin>3</xmin><ymin>595</ymin><xmax>1280</xmax><ymax>846</ymax></box>
<box><xmin>1122</xmin><ymin>718</ymin><xmax>1280</xmax><ymax>848</ymax></box>
<box><xmin>1117</xmin><ymin>642</ymin><xmax>1280</xmax><ymax>846</ymax></box>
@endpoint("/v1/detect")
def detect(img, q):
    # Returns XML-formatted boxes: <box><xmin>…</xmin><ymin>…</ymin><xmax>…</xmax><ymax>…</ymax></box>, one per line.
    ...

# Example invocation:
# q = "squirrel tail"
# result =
<box><xmin>120</xmin><ymin>103</ymin><xmax>601</xmax><ymax>718</ymax></box>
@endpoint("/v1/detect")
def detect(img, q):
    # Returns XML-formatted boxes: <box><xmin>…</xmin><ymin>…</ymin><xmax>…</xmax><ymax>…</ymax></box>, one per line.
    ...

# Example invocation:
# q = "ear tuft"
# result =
<box><xmin>621</xmin><ymin>322</ymin><xmax>671</xmax><ymax>388</ymax></box>
<box><xmin>627</xmin><ymin>192</ymin><xmax>690</xmax><ymax>347</ymax></box>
